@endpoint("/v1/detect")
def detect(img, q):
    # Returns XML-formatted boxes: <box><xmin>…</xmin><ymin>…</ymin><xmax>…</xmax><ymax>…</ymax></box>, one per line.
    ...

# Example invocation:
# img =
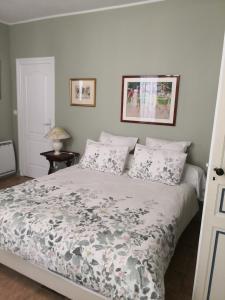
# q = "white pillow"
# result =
<box><xmin>181</xmin><ymin>163</ymin><xmax>206</xmax><ymax>201</ymax></box>
<box><xmin>128</xmin><ymin>144</ymin><xmax>187</xmax><ymax>185</ymax></box>
<box><xmin>146</xmin><ymin>137</ymin><xmax>191</xmax><ymax>153</ymax></box>
<box><xmin>99</xmin><ymin>131</ymin><xmax>138</xmax><ymax>152</ymax></box>
<box><xmin>79</xmin><ymin>139</ymin><xmax>129</xmax><ymax>175</ymax></box>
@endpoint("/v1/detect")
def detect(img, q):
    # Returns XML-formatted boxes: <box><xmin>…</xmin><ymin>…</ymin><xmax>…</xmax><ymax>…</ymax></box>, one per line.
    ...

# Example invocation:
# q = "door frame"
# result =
<box><xmin>192</xmin><ymin>33</ymin><xmax>225</xmax><ymax>299</ymax></box>
<box><xmin>16</xmin><ymin>57</ymin><xmax>55</xmax><ymax>176</ymax></box>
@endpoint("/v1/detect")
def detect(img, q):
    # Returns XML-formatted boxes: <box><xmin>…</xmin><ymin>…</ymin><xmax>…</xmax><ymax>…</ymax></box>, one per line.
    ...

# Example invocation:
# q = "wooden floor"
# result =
<box><xmin>0</xmin><ymin>175</ymin><xmax>201</xmax><ymax>300</ymax></box>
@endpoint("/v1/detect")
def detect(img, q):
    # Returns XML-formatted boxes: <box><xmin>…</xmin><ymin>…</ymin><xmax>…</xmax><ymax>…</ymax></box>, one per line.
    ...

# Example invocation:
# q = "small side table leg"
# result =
<box><xmin>66</xmin><ymin>159</ymin><xmax>73</xmax><ymax>168</ymax></box>
<box><xmin>49</xmin><ymin>161</ymin><xmax>55</xmax><ymax>174</ymax></box>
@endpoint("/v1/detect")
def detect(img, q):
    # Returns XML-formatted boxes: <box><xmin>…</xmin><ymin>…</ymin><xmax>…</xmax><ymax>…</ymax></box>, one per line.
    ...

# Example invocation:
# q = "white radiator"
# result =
<box><xmin>0</xmin><ymin>140</ymin><xmax>16</xmax><ymax>177</ymax></box>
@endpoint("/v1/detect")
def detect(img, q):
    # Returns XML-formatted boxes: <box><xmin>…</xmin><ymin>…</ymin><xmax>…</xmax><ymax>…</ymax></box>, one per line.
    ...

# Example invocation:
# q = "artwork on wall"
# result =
<box><xmin>70</xmin><ymin>78</ymin><xmax>96</xmax><ymax>107</ymax></box>
<box><xmin>121</xmin><ymin>75</ymin><xmax>180</xmax><ymax>126</ymax></box>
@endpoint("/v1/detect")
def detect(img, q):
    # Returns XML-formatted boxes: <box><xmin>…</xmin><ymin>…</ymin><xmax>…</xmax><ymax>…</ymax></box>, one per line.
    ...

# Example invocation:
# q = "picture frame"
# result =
<box><xmin>70</xmin><ymin>78</ymin><xmax>96</xmax><ymax>107</ymax></box>
<box><xmin>121</xmin><ymin>75</ymin><xmax>180</xmax><ymax>126</ymax></box>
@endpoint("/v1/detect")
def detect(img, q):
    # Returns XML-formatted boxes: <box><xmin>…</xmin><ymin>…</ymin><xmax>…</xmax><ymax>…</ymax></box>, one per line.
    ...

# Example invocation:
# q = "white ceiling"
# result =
<box><xmin>0</xmin><ymin>0</ymin><xmax>161</xmax><ymax>25</ymax></box>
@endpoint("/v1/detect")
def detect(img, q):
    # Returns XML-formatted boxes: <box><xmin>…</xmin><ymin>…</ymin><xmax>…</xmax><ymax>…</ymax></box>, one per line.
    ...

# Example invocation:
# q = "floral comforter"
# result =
<box><xmin>0</xmin><ymin>166</ymin><xmax>198</xmax><ymax>299</ymax></box>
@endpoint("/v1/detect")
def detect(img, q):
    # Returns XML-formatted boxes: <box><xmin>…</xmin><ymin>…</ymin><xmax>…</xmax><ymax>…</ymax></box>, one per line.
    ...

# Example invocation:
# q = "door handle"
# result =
<box><xmin>43</xmin><ymin>122</ymin><xmax>51</xmax><ymax>126</ymax></box>
<box><xmin>214</xmin><ymin>168</ymin><xmax>224</xmax><ymax>176</ymax></box>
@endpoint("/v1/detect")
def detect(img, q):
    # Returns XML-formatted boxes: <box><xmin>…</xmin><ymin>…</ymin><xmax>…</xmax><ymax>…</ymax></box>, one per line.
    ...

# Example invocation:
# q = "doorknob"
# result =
<box><xmin>43</xmin><ymin>122</ymin><xmax>51</xmax><ymax>126</ymax></box>
<box><xmin>214</xmin><ymin>168</ymin><xmax>224</xmax><ymax>176</ymax></box>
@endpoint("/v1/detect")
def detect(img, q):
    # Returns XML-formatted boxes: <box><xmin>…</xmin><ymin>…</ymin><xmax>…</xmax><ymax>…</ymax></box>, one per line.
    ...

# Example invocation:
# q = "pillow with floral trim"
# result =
<box><xmin>99</xmin><ymin>131</ymin><xmax>138</xmax><ymax>152</ymax></box>
<box><xmin>128</xmin><ymin>144</ymin><xmax>187</xmax><ymax>185</ymax></box>
<box><xmin>146</xmin><ymin>137</ymin><xmax>191</xmax><ymax>153</ymax></box>
<box><xmin>79</xmin><ymin>139</ymin><xmax>129</xmax><ymax>175</ymax></box>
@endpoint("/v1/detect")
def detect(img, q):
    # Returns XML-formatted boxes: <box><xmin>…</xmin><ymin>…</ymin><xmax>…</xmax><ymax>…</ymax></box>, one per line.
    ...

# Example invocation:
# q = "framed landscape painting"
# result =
<box><xmin>70</xmin><ymin>78</ymin><xmax>96</xmax><ymax>107</ymax></box>
<box><xmin>121</xmin><ymin>75</ymin><xmax>180</xmax><ymax>126</ymax></box>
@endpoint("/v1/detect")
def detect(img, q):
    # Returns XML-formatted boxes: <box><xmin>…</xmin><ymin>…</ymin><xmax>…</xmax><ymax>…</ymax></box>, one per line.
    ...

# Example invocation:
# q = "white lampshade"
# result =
<box><xmin>45</xmin><ymin>127</ymin><xmax>70</xmax><ymax>155</ymax></box>
<box><xmin>45</xmin><ymin>127</ymin><xmax>70</xmax><ymax>140</ymax></box>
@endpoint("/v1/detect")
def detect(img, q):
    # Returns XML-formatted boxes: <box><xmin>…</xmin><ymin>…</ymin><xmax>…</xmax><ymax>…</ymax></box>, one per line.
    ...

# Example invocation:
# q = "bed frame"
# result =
<box><xmin>0</xmin><ymin>249</ymin><xmax>106</xmax><ymax>300</ymax></box>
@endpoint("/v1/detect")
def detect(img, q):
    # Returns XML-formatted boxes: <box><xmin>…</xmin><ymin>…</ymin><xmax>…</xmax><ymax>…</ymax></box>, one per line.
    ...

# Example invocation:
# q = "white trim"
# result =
<box><xmin>0</xmin><ymin>249</ymin><xmax>105</xmax><ymax>300</ymax></box>
<box><xmin>192</xmin><ymin>32</ymin><xmax>225</xmax><ymax>300</ymax></box>
<box><xmin>16</xmin><ymin>57</ymin><xmax>55</xmax><ymax>176</ymax></box>
<box><xmin>7</xmin><ymin>0</ymin><xmax>163</xmax><ymax>25</ymax></box>
<box><xmin>0</xmin><ymin>19</ymin><xmax>10</xmax><ymax>25</ymax></box>
<box><xmin>16</xmin><ymin>59</ymin><xmax>24</xmax><ymax>175</ymax></box>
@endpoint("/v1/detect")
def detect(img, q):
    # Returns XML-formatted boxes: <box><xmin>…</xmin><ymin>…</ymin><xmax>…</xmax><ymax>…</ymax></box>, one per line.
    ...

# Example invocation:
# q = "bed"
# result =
<box><xmin>0</xmin><ymin>164</ymin><xmax>198</xmax><ymax>300</ymax></box>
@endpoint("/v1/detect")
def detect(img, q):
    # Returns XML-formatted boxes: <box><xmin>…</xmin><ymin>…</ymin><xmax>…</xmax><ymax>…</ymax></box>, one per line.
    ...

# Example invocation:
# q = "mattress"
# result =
<box><xmin>0</xmin><ymin>165</ymin><xmax>198</xmax><ymax>299</ymax></box>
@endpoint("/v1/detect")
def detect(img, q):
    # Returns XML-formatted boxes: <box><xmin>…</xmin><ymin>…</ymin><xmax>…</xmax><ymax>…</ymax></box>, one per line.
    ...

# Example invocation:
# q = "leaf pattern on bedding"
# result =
<box><xmin>79</xmin><ymin>139</ymin><xmax>129</xmax><ymax>175</ymax></box>
<box><xmin>128</xmin><ymin>144</ymin><xmax>187</xmax><ymax>185</ymax></box>
<box><xmin>0</xmin><ymin>176</ymin><xmax>177</xmax><ymax>300</ymax></box>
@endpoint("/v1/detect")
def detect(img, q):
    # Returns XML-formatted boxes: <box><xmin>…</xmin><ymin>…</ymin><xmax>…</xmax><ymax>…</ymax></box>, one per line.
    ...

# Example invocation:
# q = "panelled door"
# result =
<box><xmin>192</xmin><ymin>34</ymin><xmax>225</xmax><ymax>300</ymax></box>
<box><xmin>17</xmin><ymin>57</ymin><xmax>55</xmax><ymax>178</ymax></box>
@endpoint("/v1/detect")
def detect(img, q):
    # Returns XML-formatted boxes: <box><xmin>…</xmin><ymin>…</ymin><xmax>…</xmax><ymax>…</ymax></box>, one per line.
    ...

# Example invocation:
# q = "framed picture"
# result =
<box><xmin>70</xmin><ymin>78</ymin><xmax>96</xmax><ymax>107</ymax></box>
<box><xmin>121</xmin><ymin>75</ymin><xmax>180</xmax><ymax>126</ymax></box>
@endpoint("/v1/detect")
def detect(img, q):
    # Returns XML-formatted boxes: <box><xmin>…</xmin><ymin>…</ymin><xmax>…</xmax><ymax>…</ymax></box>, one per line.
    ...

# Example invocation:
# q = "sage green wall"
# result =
<box><xmin>9</xmin><ymin>0</ymin><xmax>225</xmax><ymax>168</ymax></box>
<box><xmin>0</xmin><ymin>23</ymin><xmax>12</xmax><ymax>141</ymax></box>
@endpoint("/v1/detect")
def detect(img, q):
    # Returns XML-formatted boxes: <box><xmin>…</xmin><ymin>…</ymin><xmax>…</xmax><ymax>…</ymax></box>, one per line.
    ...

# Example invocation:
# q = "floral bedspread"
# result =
<box><xmin>0</xmin><ymin>166</ymin><xmax>197</xmax><ymax>299</ymax></box>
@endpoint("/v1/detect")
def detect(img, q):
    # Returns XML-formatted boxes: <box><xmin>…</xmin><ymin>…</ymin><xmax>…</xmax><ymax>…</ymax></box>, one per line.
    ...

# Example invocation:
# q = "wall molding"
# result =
<box><xmin>3</xmin><ymin>0</ymin><xmax>164</xmax><ymax>26</ymax></box>
<box><xmin>207</xmin><ymin>230</ymin><xmax>225</xmax><ymax>299</ymax></box>
<box><xmin>0</xmin><ymin>19</ymin><xmax>9</xmax><ymax>25</ymax></box>
<box><xmin>219</xmin><ymin>188</ymin><xmax>225</xmax><ymax>213</ymax></box>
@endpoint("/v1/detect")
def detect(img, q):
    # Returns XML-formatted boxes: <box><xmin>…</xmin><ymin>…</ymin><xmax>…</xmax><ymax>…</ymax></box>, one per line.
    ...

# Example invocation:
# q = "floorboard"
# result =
<box><xmin>0</xmin><ymin>175</ymin><xmax>201</xmax><ymax>299</ymax></box>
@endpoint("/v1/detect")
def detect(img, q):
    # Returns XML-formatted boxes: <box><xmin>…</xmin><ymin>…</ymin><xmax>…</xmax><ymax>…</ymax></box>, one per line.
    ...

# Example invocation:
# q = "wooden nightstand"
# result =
<box><xmin>40</xmin><ymin>150</ymin><xmax>80</xmax><ymax>174</ymax></box>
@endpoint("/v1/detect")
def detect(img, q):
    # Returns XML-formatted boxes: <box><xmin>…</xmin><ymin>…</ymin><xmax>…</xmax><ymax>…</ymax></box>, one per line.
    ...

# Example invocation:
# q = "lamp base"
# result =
<box><xmin>52</xmin><ymin>140</ymin><xmax>63</xmax><ymax>155</ymax></box>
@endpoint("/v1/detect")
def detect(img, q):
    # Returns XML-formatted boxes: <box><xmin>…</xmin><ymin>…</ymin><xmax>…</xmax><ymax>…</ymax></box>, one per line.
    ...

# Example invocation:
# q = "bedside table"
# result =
<box><xmin>40</xmin><ymin>150</ymin><xmax>80</xmax><ymax>174</ymax></box>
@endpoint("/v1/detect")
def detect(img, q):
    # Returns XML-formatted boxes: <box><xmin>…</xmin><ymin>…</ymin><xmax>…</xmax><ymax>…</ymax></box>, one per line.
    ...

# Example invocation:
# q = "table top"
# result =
<box><xmin>40</xmin><ymin>150</ymin><xmax>80</xmax><ymax>161</ymax></box>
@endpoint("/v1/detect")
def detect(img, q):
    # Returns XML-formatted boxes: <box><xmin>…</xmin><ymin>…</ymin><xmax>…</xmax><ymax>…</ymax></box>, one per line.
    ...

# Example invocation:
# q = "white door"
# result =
<box><xmin>193</xmin><ymin>34</ymin><xmax>225</xmax><ymax>300</ymax></box>
<box><xmin>16</xmin><ymin>57</ymin><xmax>55</xmax><ymax>178</ymax></box>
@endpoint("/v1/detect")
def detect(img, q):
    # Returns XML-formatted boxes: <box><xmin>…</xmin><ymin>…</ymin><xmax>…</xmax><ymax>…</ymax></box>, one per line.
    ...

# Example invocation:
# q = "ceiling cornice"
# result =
<box><xmin>5</xmin><ymin>0</ymin><xmax>164</xmax><ymax>26</ymax></box>
<box><xmin>0</xmin><ymin>19</ymin><xmax>10</xmax><ymax>26</ymax></box>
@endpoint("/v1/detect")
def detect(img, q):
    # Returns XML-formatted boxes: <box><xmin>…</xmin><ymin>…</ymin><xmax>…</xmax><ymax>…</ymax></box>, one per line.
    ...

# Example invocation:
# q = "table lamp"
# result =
<box><xmin>45</xmin><ymin>127</ymin><xmax>70</xmax><ymax>155</ymax></box>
